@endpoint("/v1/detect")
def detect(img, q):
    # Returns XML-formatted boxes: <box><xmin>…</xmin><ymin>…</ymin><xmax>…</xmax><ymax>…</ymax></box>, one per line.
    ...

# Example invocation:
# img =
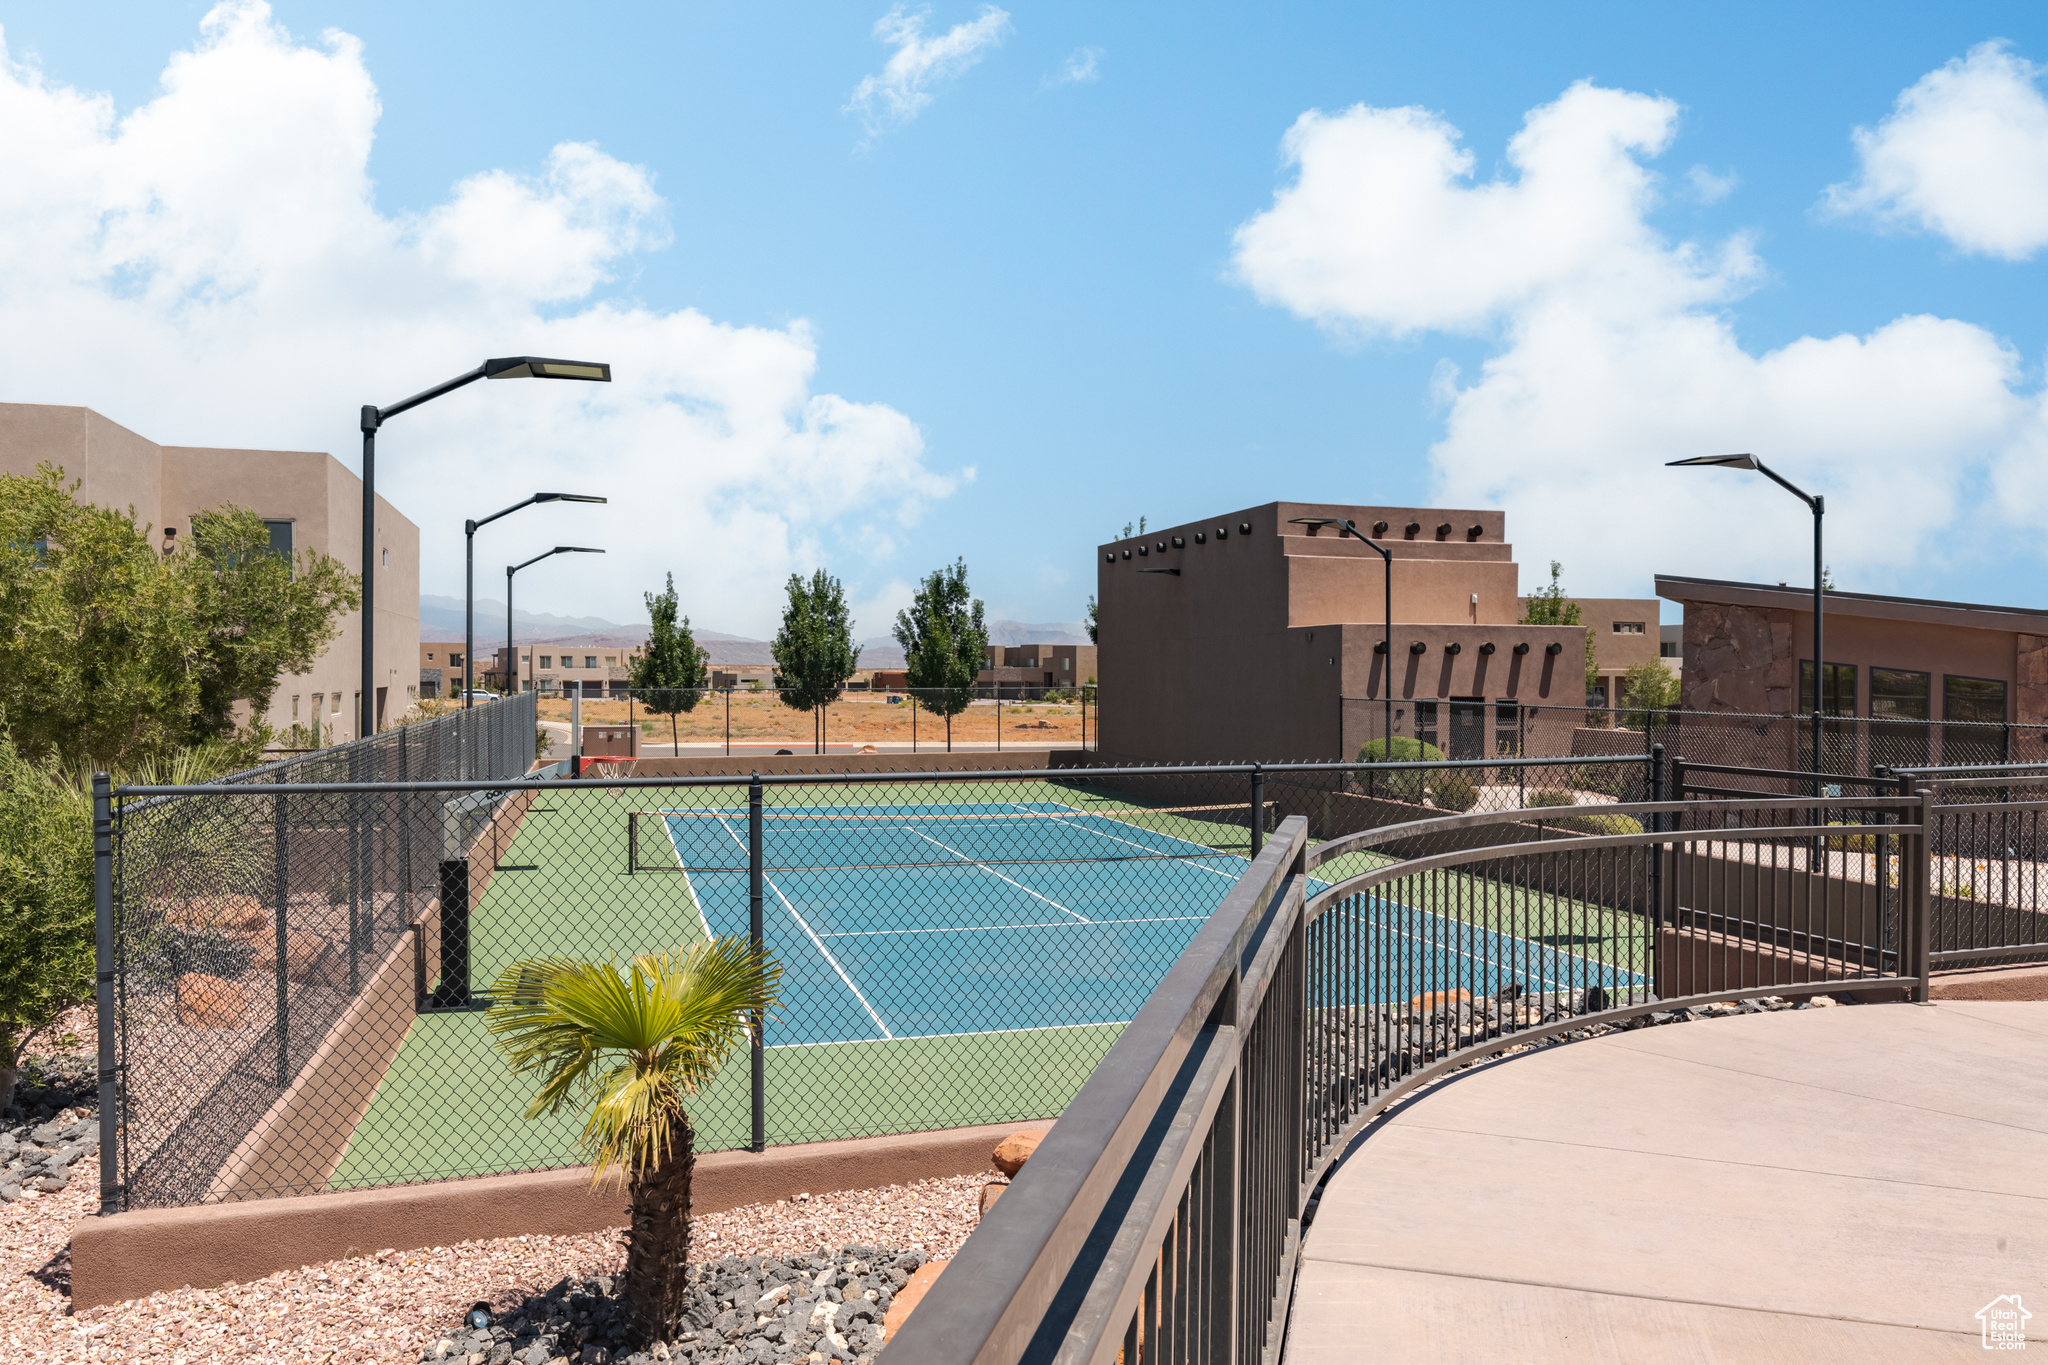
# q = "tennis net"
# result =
<box><xmin>625</xmin><ymin>801</ymin><xmax>1271</xmax><ymax>873</ymax></box>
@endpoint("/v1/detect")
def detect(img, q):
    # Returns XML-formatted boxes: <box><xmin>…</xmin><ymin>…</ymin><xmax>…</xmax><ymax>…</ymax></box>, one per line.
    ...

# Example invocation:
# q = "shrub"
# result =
<box><xmin>1576</xmin><ymin>762</ymin><xmax>1640</xmax><ymax>799</ymax></box>
<box><xmin>1527</xmin><ymin>788</ymin><xmax>1577</xmax><ymax>808</ymax></box>
<box><xmin>1358</xmin><ymin>737</ymin><xmax>1447</xmax><ymax>805</ymax></box>
<box><xmin>1523</xmin><ymin>787</ymin><xmax>1640</xmax><ymax>834</ymax></box>
<box><xmin>1428</xmin><ymin>770</ymin><xmax>1481</xmax><ymax>812</ymax></box>
<box><xmin>1826</xmin><ymin>821</ymin><xmax>1876</xmax><ymax>853</ymax></box>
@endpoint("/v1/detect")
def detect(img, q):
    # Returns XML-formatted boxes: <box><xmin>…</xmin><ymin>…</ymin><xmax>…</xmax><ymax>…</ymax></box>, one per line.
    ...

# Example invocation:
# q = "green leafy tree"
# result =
<box><xmin>631</xmin><ymin>574</ymin><xmax>709</xmax><ymax>755</ymax></box>
<box><xmin>487</xmin><ymin>938</ymin><xmax>782</xmax><ymax>1341</ymax></box>
<box><xmin>893</xmin><ymin>559</ymin><xmax>988</xmax><ymax>753</ymax></box>
<box><xmin>1085</xmin><ymin>593</ymin><xmax>1098</xmax><ymax>645</ymax></box>
<box><xmin>0</xmin><ymin>729</ymin><xmax>93</xmax><ymax>1110</ymax></box>
<box><xmin>1619</xmin><ymin>658</ymin><xmax>1681</xmax><ymax>730</ymax></box>
<box><xmin>1520</xmin><ymin>559</ymin><xmax>1599</xmax><ymax>700</ymax></box>
<box><xmin>0</xmin><ymin>466</ymin><xmax>358</xmax><ymax>771</ymax></box>
<box><xmin>771</xmin><ymin>569</ymin><xmax>858</xmax><ymax>754</ymax></box>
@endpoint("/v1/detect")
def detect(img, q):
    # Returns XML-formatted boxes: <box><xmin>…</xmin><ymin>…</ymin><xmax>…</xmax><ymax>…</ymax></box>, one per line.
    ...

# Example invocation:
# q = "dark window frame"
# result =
<box><xmin>1797</xmin><ymin>660</ymin><xmax>1858</xmax><ymax>717</ymax></box>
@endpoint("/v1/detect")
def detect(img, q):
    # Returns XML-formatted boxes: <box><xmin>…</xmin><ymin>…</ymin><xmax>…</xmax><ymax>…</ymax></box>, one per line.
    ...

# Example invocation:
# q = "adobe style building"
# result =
<box><xmin>488</xmin><ymin>642</ymin><xmax>646</xmax><ymax>698</ymax></box>
<box><xmin>419</xmin><ymin>642</ymin><xmax>469</xmax><ymax>699</ymax></box>
<box><xmin>979</xmin><ymin>642</ymin><xmax>1097</xmax><ymax>694</ymax></box>
<box><xmin>1097</xmin><ymin>502</ymin><xmax>1658</xmax><ymax>762</ymax></box>
<box><xmin>0</xmin><ymin>403</ymin><xmax>420</xmax><ymax>741</ymax></box>
<box><xmin>1659</xmin><ymin>574</ymin><xmax>2048</xmax><ymax>762</ymax></box>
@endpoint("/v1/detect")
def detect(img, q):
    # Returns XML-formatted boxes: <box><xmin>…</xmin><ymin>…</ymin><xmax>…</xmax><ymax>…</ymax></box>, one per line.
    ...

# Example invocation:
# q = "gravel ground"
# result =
<box><xmin>2</xmin><ymin>1166</ymin><xmax>985</xmax><ymax>1365</ymax></box>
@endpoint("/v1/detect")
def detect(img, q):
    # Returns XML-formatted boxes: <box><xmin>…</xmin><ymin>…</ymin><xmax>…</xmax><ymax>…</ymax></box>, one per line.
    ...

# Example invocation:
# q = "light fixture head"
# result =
<box><xmin>1667</xmin><ymin>453</ymin><xmax>1757</xmax><ymax>470</ymax></box>
<box><xmin>484</xmin><ymin>357</ymin><xmax>612</xmax><ymax>382</ymax></box>
<box><xmin>534</xmin><ymin>493</ymin><xmax>608</xmax><ymax>504</ymax></box>
<box><xmin>557</xmin><ymin>546</ymin><xmax>605</xmax><ymax>554</ymax></box>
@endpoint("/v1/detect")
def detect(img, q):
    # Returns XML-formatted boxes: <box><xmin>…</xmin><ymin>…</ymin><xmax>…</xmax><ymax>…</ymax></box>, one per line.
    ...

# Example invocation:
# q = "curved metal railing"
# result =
<box><xmin>885</xmin><ymin>790</ymin><xmax>1937</xmax><ymax>1365</ymax></box>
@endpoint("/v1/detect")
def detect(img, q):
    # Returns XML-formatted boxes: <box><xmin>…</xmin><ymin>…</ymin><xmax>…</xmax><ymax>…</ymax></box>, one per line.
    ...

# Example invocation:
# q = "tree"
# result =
<box><xmin>1085</xmin><ymin>594</ymin><xmax>1098</xmax><ymax>645</ymax></box>
<box><xmin>893</xmin><ymin>559</ymin><xmax>988</xmax><ymax>753</ymax></box>
<box><xmin>631</xmin><ymin>574</ymin><xmax>709</xmax><ymax>756</ymax></box>
<box><xmin>0</xmin><ymin>729</ymin><xmax>93</xmax><ymax>1111</ymax></box>
<box><xmin>1619</xmin><ymin>658</ymin><xmax>1681</xmax><ymax>730</ymax></box>
<box><xmin>0</xmin><ymin>466</ymin><xmax>358</xmax><ymax>771</ymax></box>
<box><xmin>487</xmin><ymin>938</ymin><xmax>782</xmax><ymax>1342</ymax></box>
<box><xmin>1519</xmin><ymin>560</ymin><xmax>1599</xmax><ymax>700</ymax></box>
<box><xmin>771</xmin><ymin>569</ymin><xmax>858</xmax><ymax>755</ymax></box>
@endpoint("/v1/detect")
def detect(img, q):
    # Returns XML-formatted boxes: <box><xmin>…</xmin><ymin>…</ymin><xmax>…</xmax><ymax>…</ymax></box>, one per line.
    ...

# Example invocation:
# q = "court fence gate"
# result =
<box><xmin>94</xmin><ymin>750</ymin><xmax>1660</xmax><ymax>1215</ymax></box>
<box><xmin>884</xmin><ymin>768</ymin><xmax>2048</xmax><ymax>1365</ymax></box>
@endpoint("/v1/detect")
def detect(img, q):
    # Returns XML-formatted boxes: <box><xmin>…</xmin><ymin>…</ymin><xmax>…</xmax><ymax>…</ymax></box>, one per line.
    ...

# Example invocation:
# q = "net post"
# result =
<box><xmin>750</xmin><ymin>773</ymin><xmax>766</xmax><ymax>1153</ymax></box>
<box><xmin>1250</xmin><ymin>763</ymin><xmax>1265</xmax><ymax>854</ymax></box>
<box><xmin>93</xmin><ymin>773</ymin><xmax>120</xmax><ymax>1216</ymax></box>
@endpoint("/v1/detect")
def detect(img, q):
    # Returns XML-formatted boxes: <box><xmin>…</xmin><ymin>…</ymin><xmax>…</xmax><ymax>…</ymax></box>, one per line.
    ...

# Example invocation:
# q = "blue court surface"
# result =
<box><xmin>1317</xmin><ymin>898</ymin><xmax>1644</xmax><ymax>1004</ymax></box>
<box><xmin>655</xmin><ymin>802</ymin><xmax>1639</xmax><ymax>1046</ymax></box>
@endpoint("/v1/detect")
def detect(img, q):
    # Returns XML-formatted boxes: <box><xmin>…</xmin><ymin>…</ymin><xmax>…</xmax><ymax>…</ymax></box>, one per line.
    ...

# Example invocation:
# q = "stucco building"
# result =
<box><xmin>978</xmin><ymin>642</ymin><xmax>1096</xmax><ymax>694</ymax></box>
<box><xmin>489</xmin><ymin>642</ymin><xmax>645</xmax><ymax>697</ymax></box>
<box><xmin>0</xmin><ymin>403</ymin><xmax>419</xmax><ymax>741</ymax></box>
<box><xmin>1097</xmin><ymin>502</ymin><xmax>1657</xmax><ymax>763</ymax></box>
<box><xmin>1658</xmin><ymin>574</ymin><xmax>2046</xmax><ymax>767</ymax></box>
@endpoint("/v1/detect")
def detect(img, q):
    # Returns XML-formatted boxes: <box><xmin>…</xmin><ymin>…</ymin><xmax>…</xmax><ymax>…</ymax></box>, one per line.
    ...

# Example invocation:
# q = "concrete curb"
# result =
<box><xmin>72</xmin><ymin>1118</ymin><xmax>1050</xmax><ymax>1309</ymax></box>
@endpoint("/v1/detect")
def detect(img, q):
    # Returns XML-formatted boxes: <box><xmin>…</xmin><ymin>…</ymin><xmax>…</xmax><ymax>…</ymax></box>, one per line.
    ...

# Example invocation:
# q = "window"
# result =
<box><xmin>522</xmin><ymin>653</ymin><xmax>531</xmax><ymax>663</ymax></box>
<box><xmin>1061</xmin><ymin>657</ymin><xmax>1072</xmax><ymax>670</ymax></box>
<box><xmin>263</xmin><ymin>520</ymin><xmax>293</xmax><ymax>558</ymax></box>
<box><xmin>1797</xmin><ymin>661</ymin><xmax>1857</xmax><ymax>716</ymax></box>
<box><xmin>450</xmin><ymin>653</ymin><xmax>463</xmax><ymax>667</ymax></box>
<box><xmin>1871</xmin><ymin>668</ymin><xmax>1931</xmax><ymax>769</ymax></box>
<box><xmin>426</xmin><ymin>651</ymin><xmax>434</xmax><ymax>661</ymax></box>
<box><xmin>1945</xmin><ymin>675</ymin><xmax>2007</xmax><ymax>724</ymax></box>
<box><xmin>1415</xmin><ymin>701</ymin><xmax>1438</xmax><ymax>750</ymax></box>
<box><xmin>540</xmin><ymin>656</ymin><xmax>553</xmax><ymax>670</ymax></box>
<box><xmin>381</xmin><ymin>547</ymin><xmax>388</xmax><ymax>567</ymax></box>
<box><xmin>586</xmin><ymin>656</ymin><xmax>598</xmax><ymax>669</ymax></box>
<box><xmin>331</xmin><ymin>693</ymin><xmax>341</xmax><ymax>715</ymax></box>
<box><xmin>1659</xmin><ymin>641</ymin><xmax>1679</xmax><ymax>658</ymax></box>
<box><xmin>1612</xmin><ymin>622</ymin><xmax>1645</xmax><ymax>634</ymax></box>
<box><xmin>1871</xmin><ymin>669</ymin><xmax>1930</xmax><ymax>721</ymax></box>
<box><xmin>312</xmin><ymin>693</ymin><xmax>323</xmax><ymax>715</ymax></box>
<box><xmin>1586</xmin><ymin>678</ymin><xmax>1609</xmax><ymax>708</ymax></box>
<box><xmin>292</xmin><ymin>695</ymin><xmax>300</xmax><ymax>720</ymax></box>
<box><xmin>604</xmin><ymin>655</ymin><xmax>616</xmax><ymax>666</ymax></box>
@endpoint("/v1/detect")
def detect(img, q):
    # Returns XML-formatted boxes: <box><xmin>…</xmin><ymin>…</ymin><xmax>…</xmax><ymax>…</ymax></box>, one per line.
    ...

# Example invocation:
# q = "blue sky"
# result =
<box><xmin>2</xmin><ymin>3</ymin><xmax>2045</xmax><ymax>632</ymax></box>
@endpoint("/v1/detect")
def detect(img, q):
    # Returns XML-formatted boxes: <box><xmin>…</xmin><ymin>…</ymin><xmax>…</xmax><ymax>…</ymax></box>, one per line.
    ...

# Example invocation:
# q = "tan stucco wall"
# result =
<box><xmin>72</xmin><ymin>1119</ymin><xmax>1055</xmax><ymax>1309</ymax></box>
<box><xmin>0</xmin><ymin>402</ymin><xmax>422</xmax><ymax>738</ymax></box>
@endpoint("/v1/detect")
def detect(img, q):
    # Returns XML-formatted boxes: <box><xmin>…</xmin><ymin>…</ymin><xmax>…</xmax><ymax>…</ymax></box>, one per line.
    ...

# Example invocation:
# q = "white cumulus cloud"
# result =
<box><xmin>846</xmin><ymin>5</ymin><xmax>1011</xmax><ymax>139</ymax></box>
<box><xmin>0</xmin><ymin>2</ymin><xmax>958</xmax><ymax>636</ymax></box>
<box><xmin>1232</xmin><ymin>80</ymin><xmax>2048</xmax><ymax>599</ymax></box>
<box><xmin>1050</xmin><ymin>47</ymin><xmax>1102</xmax><ymax>86</ymax></box>
<box><xmin>1826</xmin><ymin>40</ymin><xmax>2048</xmax><ymax>260</ymax></box>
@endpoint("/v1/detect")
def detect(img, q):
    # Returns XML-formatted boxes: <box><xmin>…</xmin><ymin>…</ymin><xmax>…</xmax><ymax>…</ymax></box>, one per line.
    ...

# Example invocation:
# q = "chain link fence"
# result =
<box><xmin>548</xmin><ymin>685</ymin><xmax>1099</xmax><ymax>756</ymax></box>
<box><xmin>100</xmin><ymin>749</ymin><xmax>1656</xmax><ymax>1212</ymax></box>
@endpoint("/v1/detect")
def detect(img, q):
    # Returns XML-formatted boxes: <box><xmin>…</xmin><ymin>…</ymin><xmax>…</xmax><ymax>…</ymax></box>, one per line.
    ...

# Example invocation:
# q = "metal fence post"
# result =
<box><xmin>750</xmin><ymin>773</ymin><xmax>766</xmax><ymax>1153</ymax></box>
<box><xmin>274</xmin><ymin>791</ymin><xmax>290</xmax><ymax>1088</ymax></box>
<box><xmin>1904</xmin><ymin>776</ymin><xmax>1932</xmax><ymax>1002</ymax></box>
<box><xmin>92</xmin><ymin>773</ymin><xmax>120</xmax><ymax>1216</ymax></box>
<box><xmin>1251</xmin><ymin>763</ymin><xmax>1266</xmax><ymax>855</ymax></box>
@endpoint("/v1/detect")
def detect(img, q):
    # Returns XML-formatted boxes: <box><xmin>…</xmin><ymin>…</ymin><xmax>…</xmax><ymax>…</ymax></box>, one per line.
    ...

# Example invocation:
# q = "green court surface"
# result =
<box><xmin>330</xmin><ymin>778</ymin><xmax>1224</xmax><ymax>1190</ymax></box>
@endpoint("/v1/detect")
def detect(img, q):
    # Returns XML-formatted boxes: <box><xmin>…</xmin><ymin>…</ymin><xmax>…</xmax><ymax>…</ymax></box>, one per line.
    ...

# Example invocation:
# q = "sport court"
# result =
<box><xmin>329</xmin><ymin>785</ymin><xmax>1640</xmax><ymax>1190</ymax></box>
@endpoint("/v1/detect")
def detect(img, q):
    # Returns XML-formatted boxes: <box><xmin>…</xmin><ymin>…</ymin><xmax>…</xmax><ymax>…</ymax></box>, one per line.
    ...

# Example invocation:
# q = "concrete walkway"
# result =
<box><xmin>1286</xmin><ymin>1001</ymin><xmax>2048</xmax><ymax>1363</ymax></box>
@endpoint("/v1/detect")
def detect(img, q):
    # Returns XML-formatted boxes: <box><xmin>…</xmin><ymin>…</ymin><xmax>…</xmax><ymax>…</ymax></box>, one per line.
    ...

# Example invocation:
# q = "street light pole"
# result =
<box><xmin>1290</xmin><ymin>517</ymin><xmax>1394</xmax><ymax>757</ymax></box>
<box><xmin>358</xmin><ymin>357</ymin><xmax>611</xmax><ymax>739</ymax></box>
<box><xmin>508</xmin><ymin>546</ymin><xmax>607</xmax><ymax>706</ymax></box>
<box><xmin>1667</xmin><ymin>454</ymin><xmax>1825</xmax><ymax>779</ymax></box>
<box><xmin>465</xmin><ymin>493</ymin><xmax>607</xmax><ymax>706</ymax></box>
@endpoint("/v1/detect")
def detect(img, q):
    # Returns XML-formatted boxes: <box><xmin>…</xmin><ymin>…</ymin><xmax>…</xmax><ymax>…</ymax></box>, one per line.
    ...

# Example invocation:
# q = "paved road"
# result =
<box><xmin>1287</xmin><ymin>1001</ymin><xmax>2048</xmax><ymax>1363</ymax></box>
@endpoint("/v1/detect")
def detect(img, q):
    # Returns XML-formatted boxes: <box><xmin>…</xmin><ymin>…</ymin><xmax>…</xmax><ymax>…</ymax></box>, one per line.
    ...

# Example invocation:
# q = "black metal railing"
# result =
<box><xmin>888</xmin><ymin>782</ymin><xmax>1945</xmax><ymax>1365</ymax></box>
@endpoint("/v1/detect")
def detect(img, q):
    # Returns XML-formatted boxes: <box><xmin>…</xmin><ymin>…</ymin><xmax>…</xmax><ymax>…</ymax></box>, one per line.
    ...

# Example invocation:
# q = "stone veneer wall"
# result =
<box><xmin>2019</xmin><ymin>634</ymin><xmax>2048</xmax><ymax>726</ymax></box>
<box><xmin>1680</xmin><ymin>601</ymin><xmax>1793</xmax><ymax>713</ymax></box>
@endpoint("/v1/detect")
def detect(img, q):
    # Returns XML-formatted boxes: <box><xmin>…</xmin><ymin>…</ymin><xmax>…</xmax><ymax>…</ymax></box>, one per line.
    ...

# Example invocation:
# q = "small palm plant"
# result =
<box><xmin>487</xmin><ymin>937</ymin><xmax>781</xmax><ymax>1340</ymax></box>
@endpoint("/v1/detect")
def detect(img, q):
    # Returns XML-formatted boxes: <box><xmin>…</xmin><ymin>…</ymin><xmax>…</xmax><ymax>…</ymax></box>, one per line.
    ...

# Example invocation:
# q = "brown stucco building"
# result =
<box><xmin>1659</xmin><ymin>575</ymin><xmax>2045</xmax><ymax>770</ymax></box>
<box><xmin>978</xmin><ymin>642</ymin><xmax>1096</xmax><ymax>694</ymax></box>
<box><xmin>0</xmin><ymin>403</ymin><xmax>420</xmax><ymax>740</ymax></box>
<box><xmin>1097</xmin><ymin>502</ymin><xmax>1654</xmax><ymax>762</ymax></box>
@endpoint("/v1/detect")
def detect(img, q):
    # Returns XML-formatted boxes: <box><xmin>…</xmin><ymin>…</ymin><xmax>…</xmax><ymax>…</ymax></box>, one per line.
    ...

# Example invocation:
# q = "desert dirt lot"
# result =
<box><xmin>538</xmin><ymin>692</ymin><xmax>1088</xmax><ymax>748</ymax></box>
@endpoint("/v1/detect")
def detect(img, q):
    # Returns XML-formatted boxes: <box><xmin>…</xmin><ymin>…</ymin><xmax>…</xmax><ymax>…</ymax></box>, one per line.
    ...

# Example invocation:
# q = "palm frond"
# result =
<box><xmin>485</xmin><ymin>936</ymin><xmax>782</xmax><ymax>1180</ymax></box>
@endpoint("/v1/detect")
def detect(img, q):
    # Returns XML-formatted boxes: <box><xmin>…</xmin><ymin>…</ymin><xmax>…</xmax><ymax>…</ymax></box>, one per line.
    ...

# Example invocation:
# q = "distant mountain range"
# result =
<box><xmin>420</xmin><ymin>595</ymin><xmax>1085</xmax><ymax>669</ymax></box>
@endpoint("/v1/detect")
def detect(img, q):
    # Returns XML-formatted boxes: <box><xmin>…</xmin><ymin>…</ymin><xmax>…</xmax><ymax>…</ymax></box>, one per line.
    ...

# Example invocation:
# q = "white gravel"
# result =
<box><xmin>3</xmin><ymin>1152</ymin><xmax>986</xmax><ymax>1364</ymax></box>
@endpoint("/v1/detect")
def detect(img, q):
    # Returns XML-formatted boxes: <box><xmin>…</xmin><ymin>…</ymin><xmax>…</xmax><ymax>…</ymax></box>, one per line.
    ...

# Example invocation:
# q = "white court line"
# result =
<box><xmin>904</xmin><ymin>828</ymin><xmax>1090</xmax><ymax>922</ymax></box>
<box><xmin>817</xmin><ymin>913</ymin><xmax>1208</xmax><ymax>938</ymax></box>
<box><xmin>1342</xmin><ymin>896</ymin><xmax>1643</xmax><ymax>991</ymax></box>
<box><xmin>1022</xmin><ymin>803</ymin><xmax>1244</xmax><ymax>881</ymax></box>
<box><xmin>709</xmin><ymin>817</ymin><xmax>895</xmax><ymax>1039</ymax></box>
<box><xmin>657</xmin><ymin>815</ymin><xmax>715</xmax><ymax>943</ymax></box>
